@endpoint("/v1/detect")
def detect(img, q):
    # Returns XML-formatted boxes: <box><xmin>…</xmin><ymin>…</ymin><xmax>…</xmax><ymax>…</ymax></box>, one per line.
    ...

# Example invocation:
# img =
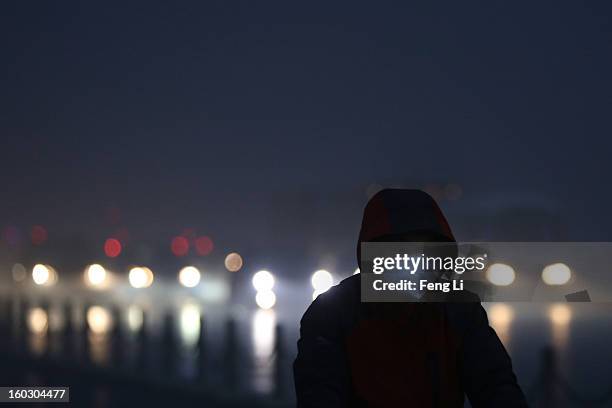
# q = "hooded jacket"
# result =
<box><xmin>294</xmin><ymin>189</ymin><xmax>528</xmax><ymax>408</ymax></box>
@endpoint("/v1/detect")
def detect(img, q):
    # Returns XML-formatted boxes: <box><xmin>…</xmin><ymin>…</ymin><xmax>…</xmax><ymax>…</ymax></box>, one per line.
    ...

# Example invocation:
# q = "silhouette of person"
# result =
<box><xmin>294</xmin><ymin>189</ymin><xmax>528</xmax><ymax>407</ymax></box>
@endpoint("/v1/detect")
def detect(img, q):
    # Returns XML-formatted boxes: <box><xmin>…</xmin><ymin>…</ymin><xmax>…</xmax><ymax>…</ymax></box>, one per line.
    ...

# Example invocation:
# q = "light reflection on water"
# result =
<box><xmin>487</xmin><ymin>303</ymin><xmax>514</xmax><ymax>348</ymax></box>
<box><xmin>86</xmin><ymin>306</ymin><xmax>113</xmax><ymax>364</ymax></box>
<box><xmin>179</xmin><ymin>303</ymin><xmax>201</xmax><ymax>348</ymax></box>
<box><xmin>19</xmin><ymin>301</ymin><xmax>610</xmax><ymax>399</ymax></box>
<box><xmin>485</xmin><ymin>303</ymin><xmax>574</xmax><ymax>352</ymax></box>
<box><xmin>127</xmin><ymin>305</ymin><xmax>143</xmax><ymax>333</ymax></box>
<box><xmin>252</xmin><ymin>309</ymin><xmax>276</xmax><ymax>394</ymax></box>
<box><xmin>27</xmin><ymin>307</ymin><xmax>48</xmax><ymax>355</ymax></box>
<box><xmin>548</xmin><ymin>303</ymin><xmax>571</xmax><ymax>349</ymax></box>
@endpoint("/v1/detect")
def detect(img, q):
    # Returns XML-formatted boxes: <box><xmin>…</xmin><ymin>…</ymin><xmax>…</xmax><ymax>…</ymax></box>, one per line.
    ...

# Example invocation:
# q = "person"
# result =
<box><xmin>294</xmin><ymin>189</ymin><xmax>528</xmax><ymax>407</ymax></box>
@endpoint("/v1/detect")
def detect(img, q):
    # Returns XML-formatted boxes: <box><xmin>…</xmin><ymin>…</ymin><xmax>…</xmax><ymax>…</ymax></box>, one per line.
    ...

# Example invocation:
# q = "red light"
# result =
<box><xmin>171</xmin><ymin>236</ymin><xmax>189</xmax><ymax>257</ymax></box>
<box><xmin>31</xmin><ymin>225</ymin><xmax>48</xmax><ymax>245</ymax></box>
<box><xmin>104</xmin><ymin>238</ymin><xmax>122</xmax><ymax>258</ymax></box>
<box><xmin>195</xmin><ymin>236</ymin><xmax>213</xmax><ymax>256</ymax></box>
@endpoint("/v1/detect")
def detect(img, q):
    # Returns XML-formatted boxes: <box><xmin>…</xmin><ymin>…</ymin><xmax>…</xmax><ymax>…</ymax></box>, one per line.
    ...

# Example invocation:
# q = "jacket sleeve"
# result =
<box><xmin>461</xmin><ymin>303</ymin><xmax>529</xmax><ymax>408</ymax></box>
<box><xmin>293</xmin><ymin>291</ymin><xmax>350</xmax><ymax>408</ymax></box>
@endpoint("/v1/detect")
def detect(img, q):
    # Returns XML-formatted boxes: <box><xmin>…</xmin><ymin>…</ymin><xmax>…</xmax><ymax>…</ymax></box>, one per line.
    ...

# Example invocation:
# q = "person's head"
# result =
<box><xmin>357</xmin><ymin>189</ymin><xmax>456</xmax><ymax>268</ymax></box>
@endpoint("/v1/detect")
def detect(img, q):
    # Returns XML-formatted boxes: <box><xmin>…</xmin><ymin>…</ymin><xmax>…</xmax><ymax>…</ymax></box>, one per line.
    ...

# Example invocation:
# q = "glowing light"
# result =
<box><xmin>32</xmin><ymin>264</ymin><xmax>56</xmax><ymax>286</ymax></box>
<box><xmin>12</xmin><ymin>263</ymin><xmax>27</xmax><ymax>282</ymax></box>
<box><xmin>178</xmin><ymin>266</ymin><xmax>201</xmax><ymax>288</ymax></box>
<box><xmin>27</xmin><ymin>308</ymin><xmax>48</xmax><ymax>334</ymax></box>
<box><xmin>128</xmin><ymin>267</ymin><xmax>154</xmax><ymax>288</ymax></box>
<box><xmin>32</xmin><ymin>264</ymin><xmax>50</xmax><ymax>285</ymax></box>
<box><xmin>542</xmin><ymin>263</ymin><xmax>571</xmax><ymax>285</ymax></box>
<box><xmin>312</xmin><ymin>290</ymin><xmax>325</xmax><ymax>300</ymax></box>
<box><xmin>127</xmin><ymin>305</ymin><xmax>143</xmax><ymax>332</ymax></box>
<box><xmin>252</xmin><ymin>270</ymin><xmax>275</xmax><ymax>291</ymax></box>
<box><xmin>31</xmin><ymin>225</ymin><xmax>48</xmax><ymax>245</ymax></box>
<box><xmin>104</xmin><ymin>238</ymin><xmax>122</xmax><ymax>258</ymax></box>
<box><xmin>85</xmin><ymin>264</ymin><xmax>107</xmax><ymax>287</ymax></box>
<box><xmin>252</xmin><ymin>309</ymin><xmax>276</xmax><ymax>393</ymax></box>
<box><xmin>486</xmin><ymin>263</ymin><xmax>515</xmax><ymax>286</ymax></box>
<box><xmin>549</xmin><ymin>303</ymin><xmax>572</xmax><ymax>348</ymax></box>
<box><xmin>549</xmin><ymin>303</ymin><xmax>572</xmax><ymax>325</ymax></box>
<box><xmin>224</xmin><ymin>252</ymin><xmax>243</xmax><ymax>272</ymax></box>
<box><xmin>87</xmin><ymin>306</ymin><xmax>113</xmax><ymax>335</ymax></box>
<box><xmin>179</xmin><ymin>303</ymin><xmax>201</xmax><ymax>347</ymax></box>
<box><xmin>353</xmin><ymin>268</ymin><xmax>360</xmax><ymax>275</ymax></box>
<box><xmin>488</xmin><ymin>303</ymin><xmax>514</xmax><ymax>346</ymax></box>
<box><xmin>255</xmin><ymin>290</ymin><xmax>277</xmax><ymax>310</ymax></box>
<box><xmin>171</xmin><ymin>236</ymin><xmax>190</xmax><ymax>257</ymax></box>
<box><xmin>311</xmin><ymin>270</ymin><xmax>333</xmax><ymax>292</ymax></box>
<box><xmin>489</xmin><ymin>303</ymin><xmax>514</xmax><ymax>327</ymax></box>
<box><xmin>195</xmin><ymin>236</ymin><xmax>214</xmax><ymax>255</ymax></box>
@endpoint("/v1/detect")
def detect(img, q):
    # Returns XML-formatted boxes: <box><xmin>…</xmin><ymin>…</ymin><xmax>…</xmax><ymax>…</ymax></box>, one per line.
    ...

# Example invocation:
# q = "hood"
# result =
<box><xmin>357</xmin><ymin>189</ymin><xmax>455</xmax><ymax>265</ymax></box>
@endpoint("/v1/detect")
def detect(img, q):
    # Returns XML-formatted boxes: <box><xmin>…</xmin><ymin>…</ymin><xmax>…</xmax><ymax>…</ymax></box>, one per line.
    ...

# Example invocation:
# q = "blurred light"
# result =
<box><xmin>252</xmin><ymin>309</ymin><xmax>276</xmax><ymax>393</ymax></box>
<box><xmin>353</xmin><ymin>268</ymin><xmax>360</xmax><ymax>275</ymax></box>
<box><xmin>549</xmin><ymin>303</ymin><xmax>572</xmax><ymax>348</ymax></box>
<box><xmin>311</xmin><ymin>270</ymin><xmax>334</xmax><ymax>292</ymax></box>
<box><xmin>171</xmin><ymin>236</ymin><xmax>190</xmax><ymax>257</ymax></box>
<box><xmin>486</xmin><ymin>263</ymin><xmax>515</xmax><ymax>286</ymax></box>
<box><xmin>549</xmin><ymin>303</ymin><xmax>572</xmax><ymax>325</ymax></box>
<box><xmin>195</xmin><ymin>236</ymin><xmax>214</xmax><ymax>256</ymax></box>
<box><xmin>199</xmin><ymin>277</ymin><xmax>230</xmax><ymax>303</ymax></box>
<box><xmin>127</xmin><ymin>305</ymin><xmax>143</xmax><ymax>332</ymax></box>
<box><xmin>252</xmin><ymin>270</ymin><xmax>275</xmax><ymax>291</ymax></box>
<box><xmin>253</xmin><ymin>309</ymin><xmax>276</xmax><ymax>356</ymax></box>
<box><xmin>179</xmin><ymin>303</ymin><xmax>201</xmax><ymax>347</ymax></box>
<box><xmin>12</xmin><ymin>263</ymin><xmax>27</xmax><ymax>282</ymax></box>
<box><xmin>32</xmin><ymin>264</ymin><xmax>57</xmax><ymax>286</ymax></box>
<box><xmin>178</xmin><ymin>266</ymin><xmax>201</xmax><ymax>288</ymax></box>
<box><xmin>488</xmin><ymin>303</ymin><xmax>514</xmax><ymax>346</ymax></box>
<box><xmin>27</xmin><ymin>307</ymin><xmax>48</xmax><ymax>334</ymax></box>
<box><xmin>30</xmin><ymin>225</ymin><xmax>48</xmax><ymax>245</ymax></box>
<box><xmin>104</xmin><ymin>238</ymin><xmax>122</xmax><ymax>258</ymax></box>
<box><xmin>32</xmin><ymin>264</ymin><xmax>49</xmax><ymax>285</ymax></box>
<box><xmin>85</xmin><ymin>264</ymin><xmax>107</xmax><ymax>287</ymax></box>
<box><xmin>542</xmin><ymin>263</ymin><xmax>571</xmax><ymax>285</ymax></box>
<box><xmin>255</xmin><ymin>290</ymin><xmax>276</xmax><ymax>310</ymax></box>
<box><xmin>129</xmin><ymin>267</ymin><xmax>154</xmax><ymax>288</ymax></box>
<box><xmin>224</xmin><ymin>252</ymin><xmax>243</xmax><ymax>272</ymax></box>
<box><xmin>312</xmin><ymin>290</ymin><xmax>325</xmax><ymax>300</ymax></box>
<box><xmin>48</xmin><ymin>307</ymin><xmax>64</xmax><ymax>332</ymax></box>
<box><xmin>489</xmin><ymin>303</ymin><xmax>514</xmax><ymax>327</ymax></box>
<box><xmin>87</xmin><ymin>306</ymin><xmax>113</xmax><ymax>335</ymax></box>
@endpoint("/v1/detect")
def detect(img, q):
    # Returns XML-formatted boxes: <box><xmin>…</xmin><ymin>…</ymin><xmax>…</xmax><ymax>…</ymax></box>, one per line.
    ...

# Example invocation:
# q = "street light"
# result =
<box><xmin>255</xmin><ymin>290</ymin><xmax>277</xmax><ymax>310</ymax></box>
<box><xmin>311</xmin><ymin>270</ymin><xmax>333</xmax><ymax>292</ymax></box>
<box><xmin>542</xmin><ymin>263</ymin><xmax>571</xmax><ymax>285</ymax></box>
<box><xmin>178</xmin><ymin>266</ymin><xmax>201</xmax><ymax>288</ymax></box>
<box><xmin>85</xmin><ymin>264</ymin><xmax>107</xmax><ymax>287</ymax></box>
<box><xmin>129</xmin><ymin>267</ymin><xmax>154</xmax><ymax>288</ymax></box>
<box><xmin>486</xmin><ymin>263</ymin><xmax>515</xmax><ymax>286</ymax></box>
<box><xmin>252</xmin><ymin>270</ymin><xmax>275</xmax><ymax>291</ymax></box>
<box><xmin>32</xmin><ymin>264</ymin><xmax>57</xmax><ymax>286</ymax></box>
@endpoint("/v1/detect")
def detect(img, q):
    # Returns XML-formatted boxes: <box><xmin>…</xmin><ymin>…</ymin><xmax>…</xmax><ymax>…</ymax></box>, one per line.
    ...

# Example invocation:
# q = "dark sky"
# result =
<box><xmin>1</xmin><ymin>2</ymin><xmax>611</xmax><ymax>274</ymax></box>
